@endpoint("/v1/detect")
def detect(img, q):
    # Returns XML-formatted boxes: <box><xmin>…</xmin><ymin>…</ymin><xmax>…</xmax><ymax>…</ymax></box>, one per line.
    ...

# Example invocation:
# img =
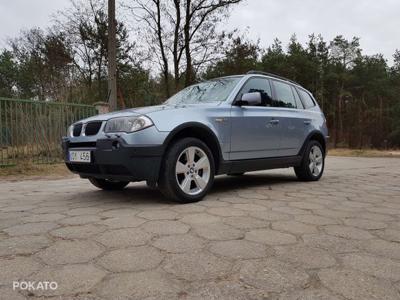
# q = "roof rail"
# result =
<box><xmin>246</xmin><ymin>70</ymin><xmax>299</xmax><ymax>86</ymax></box>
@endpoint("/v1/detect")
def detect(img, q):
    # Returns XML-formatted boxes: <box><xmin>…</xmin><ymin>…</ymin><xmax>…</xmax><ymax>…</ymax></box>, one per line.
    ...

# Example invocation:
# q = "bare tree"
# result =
<box><xmin>126</xmin><ymin>0</ymin><xmax>243</xmax><ymax>96</ymax></box>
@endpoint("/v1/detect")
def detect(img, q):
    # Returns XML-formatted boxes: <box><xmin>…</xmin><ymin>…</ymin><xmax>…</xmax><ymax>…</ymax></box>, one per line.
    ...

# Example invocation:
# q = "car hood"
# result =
<box><xmin>77</xmin><ymin>103</ymin><xmax>220</xmax><ymax>123</ymax></box>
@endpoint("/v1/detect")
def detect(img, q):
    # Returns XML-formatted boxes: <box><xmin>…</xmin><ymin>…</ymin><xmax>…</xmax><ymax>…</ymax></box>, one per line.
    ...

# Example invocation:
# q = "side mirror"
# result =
<box><xmin>238</xmin><ymin>92</ymin><xmax>262</xmax><ymax>106</ymax></box>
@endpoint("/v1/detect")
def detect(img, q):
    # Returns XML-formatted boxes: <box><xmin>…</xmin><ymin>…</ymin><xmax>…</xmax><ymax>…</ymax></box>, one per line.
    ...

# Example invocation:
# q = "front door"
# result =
<box><xmin>230</xmin><ymin>77</ymin><xmax>283</xmax><ymax>160</ymax></box>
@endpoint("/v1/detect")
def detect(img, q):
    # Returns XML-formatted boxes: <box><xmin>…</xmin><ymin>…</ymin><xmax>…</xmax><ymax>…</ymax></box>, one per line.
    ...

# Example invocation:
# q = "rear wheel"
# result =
<box><xmin>294</xmin><ymin>140</ymin><xmax>325</xmax><ymax>181</ymax></box>
<box><xmin>159</xmin><ymin>138</ymin><xmax>215</xmax><ymax>203</ymax></box>
<box><xmin>88</xmin><ymin>178</ymin><xmax>129</xmax><ymax>190</ymax></box>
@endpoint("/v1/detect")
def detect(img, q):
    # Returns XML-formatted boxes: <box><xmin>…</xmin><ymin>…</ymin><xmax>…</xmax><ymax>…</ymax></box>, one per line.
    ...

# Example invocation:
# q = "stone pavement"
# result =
<box><xmin>0</xmin><ymin>156</ymin><xmax>400</xmax><ymax>300</ymax></box>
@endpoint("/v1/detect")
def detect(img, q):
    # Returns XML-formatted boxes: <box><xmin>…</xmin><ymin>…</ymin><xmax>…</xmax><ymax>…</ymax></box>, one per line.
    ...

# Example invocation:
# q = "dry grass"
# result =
<box><xmin>328</xmin><ymin>148</ymin><xmax>400</xmax><ymax>158</ymax></box>
<box><xmin>0</xmin><ymin>163</ymin><xmax>74</xmax><ymax>181</ymax></box>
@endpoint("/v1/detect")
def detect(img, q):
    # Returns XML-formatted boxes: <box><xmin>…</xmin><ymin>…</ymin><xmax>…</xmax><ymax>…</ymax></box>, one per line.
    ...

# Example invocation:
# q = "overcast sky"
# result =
<box><xmin>1</xmin><ymin>0</ymin><xmax>399</xmax><ymax>64</ymax></box>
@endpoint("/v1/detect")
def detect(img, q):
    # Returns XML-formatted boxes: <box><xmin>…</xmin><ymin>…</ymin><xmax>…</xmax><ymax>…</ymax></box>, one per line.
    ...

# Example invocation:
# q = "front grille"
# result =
<box><xmin>85</xmin><ymin>121</ymin><xmax>102</xmax><ymax>136</ymax></box>
<box><xmin>73</xmin><ymin>123</ymin><xmax>82</xmax><ymax>136</ymax></box>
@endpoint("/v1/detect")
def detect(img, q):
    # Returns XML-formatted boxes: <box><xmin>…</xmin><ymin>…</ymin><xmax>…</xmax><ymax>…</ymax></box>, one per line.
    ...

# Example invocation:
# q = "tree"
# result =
<box><xmin>204</xmin><ymin>35</ymin><xmax>259</xmax><ymax>78</ymax></box>
<box><xmin>0</xmin><ymin>50</ymin><xmax>17</xmax><ymax>97</ymax></box>
<box><xmin>127</xmin><ymin>0</ymin><xmax>243</xmax><ymax>97</ymax></box>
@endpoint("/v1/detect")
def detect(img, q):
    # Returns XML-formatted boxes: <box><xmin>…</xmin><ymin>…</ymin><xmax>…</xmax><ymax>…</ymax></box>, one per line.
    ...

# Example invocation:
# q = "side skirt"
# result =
<box><xmin>218</xmin><ymin>155</ymin><xmax>303</xmax><ymax>175</ymax></box>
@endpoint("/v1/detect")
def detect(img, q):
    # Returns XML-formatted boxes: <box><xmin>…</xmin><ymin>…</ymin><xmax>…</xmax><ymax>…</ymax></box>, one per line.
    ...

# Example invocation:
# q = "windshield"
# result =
<box><xmin>165</xmin><ymin>76</ymin><xmax>242</xmax><ymax>105</ymax></box>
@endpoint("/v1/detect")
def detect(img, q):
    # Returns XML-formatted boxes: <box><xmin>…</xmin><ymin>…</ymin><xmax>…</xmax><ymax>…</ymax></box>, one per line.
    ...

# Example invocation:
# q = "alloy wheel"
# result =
<box><xmin>308</xmin><ymin>145</ymin><xmax>323</xmax><ymax>176</ymax></box>
<box><xmin>175</xmin><ymin>146</ymin><xmax>211</xmax><ymax>195</ymax></box>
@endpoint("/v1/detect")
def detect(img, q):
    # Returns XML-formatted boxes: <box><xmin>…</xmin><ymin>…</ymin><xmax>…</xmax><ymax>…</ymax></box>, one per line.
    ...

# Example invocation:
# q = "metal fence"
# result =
<box><xmin>0</xmin><ymin>97</ymin><xmax>97</xmax><ymax>166</ymax></box>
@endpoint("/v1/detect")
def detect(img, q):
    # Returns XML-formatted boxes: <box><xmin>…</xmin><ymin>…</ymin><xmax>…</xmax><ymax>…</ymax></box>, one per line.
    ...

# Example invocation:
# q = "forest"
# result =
<box><xmin>0</xmin><ymin>0</ymin><xmax>399</xmax><ymax>148</ymax></box>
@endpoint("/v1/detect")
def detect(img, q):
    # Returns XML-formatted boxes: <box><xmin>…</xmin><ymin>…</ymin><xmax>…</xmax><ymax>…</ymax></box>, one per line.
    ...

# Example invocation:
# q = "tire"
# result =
<box><xmin>294</xmin><ymin>140</ymin><xmax>325</xmax><ymax>181</ymax></box>
<box><xmin>88</xmin><ymin>178</ymin><xmax>129</xmax><ymax>190</ymax></box>
<box><xmin>228</xmin><ymin>172</ymin><xmax>245</xmax><ymax>176</ymax></box>
<box><xmin>158</xmin><ymin>137</ymin><xmax>215</xmax><ymax>203</ymax></box>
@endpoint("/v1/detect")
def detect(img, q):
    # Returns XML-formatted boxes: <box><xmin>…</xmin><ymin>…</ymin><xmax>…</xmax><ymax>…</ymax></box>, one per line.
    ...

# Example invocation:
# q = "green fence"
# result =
<box><xmin>0</xmin><ymin>97</ymin><xmax>97</xmax><ymax>166</ymax></box>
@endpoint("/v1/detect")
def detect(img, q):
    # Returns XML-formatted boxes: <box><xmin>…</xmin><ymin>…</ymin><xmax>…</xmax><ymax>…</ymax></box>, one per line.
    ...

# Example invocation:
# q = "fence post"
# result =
<box><xmin>94</xmin><ymin>102</ymin><xmax>110</xmax><ymax>115</ymax></box>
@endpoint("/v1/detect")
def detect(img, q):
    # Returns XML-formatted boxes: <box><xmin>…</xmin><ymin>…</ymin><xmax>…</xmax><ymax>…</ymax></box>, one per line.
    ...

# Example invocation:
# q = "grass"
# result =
<box><xmin>0</xmin><ymin>163</ymin><xmax>73</xmax><ymax>181</ymax></box>
<box><xmin>328</xmin><ymin>148</ymin><xmax>400</xmax><ymax>158</ymax></box>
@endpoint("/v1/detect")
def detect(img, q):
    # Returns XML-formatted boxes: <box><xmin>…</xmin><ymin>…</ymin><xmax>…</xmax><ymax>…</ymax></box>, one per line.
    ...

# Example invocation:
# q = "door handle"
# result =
<box><xmin>269</xmin><ymin>119</ymin><xmax>279</xmax><ymax>125</ymax></box>
<box><xmin>304</xmin><ymin>120</ymin><xmax>311</xmax><ymax>125</ymax></box>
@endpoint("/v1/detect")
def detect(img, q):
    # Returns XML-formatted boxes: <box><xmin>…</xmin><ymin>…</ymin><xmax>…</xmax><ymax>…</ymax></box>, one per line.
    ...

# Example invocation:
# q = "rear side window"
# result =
<box><xmin>297</xmin><ymin>88</ymin><xmax>316</xmax><ymax>109</ymax></box>
<box><xmin>271</xmin><ymin>80</ymin><xmax>297</xmax><ymax>108</ymax></box>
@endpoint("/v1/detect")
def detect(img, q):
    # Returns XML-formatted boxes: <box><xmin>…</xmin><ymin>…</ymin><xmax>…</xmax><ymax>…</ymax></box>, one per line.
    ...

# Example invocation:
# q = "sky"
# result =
<box><xmin>0</xmin><ymin>0</ymin><xmax>399</xmax><ymax>64</ymax></box>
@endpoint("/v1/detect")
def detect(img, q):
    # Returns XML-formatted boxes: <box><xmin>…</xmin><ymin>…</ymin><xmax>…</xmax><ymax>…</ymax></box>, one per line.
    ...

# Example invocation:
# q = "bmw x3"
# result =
<box><xmin>63</xmin><ymin>71</ymin><xmax>329</xmax><ymax>203</ymax></box>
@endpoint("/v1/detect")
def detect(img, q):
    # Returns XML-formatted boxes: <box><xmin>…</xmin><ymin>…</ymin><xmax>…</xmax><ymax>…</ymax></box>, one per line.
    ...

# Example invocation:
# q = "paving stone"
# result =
<box><xmin>163</xmin><ymin>251</ymin><xmax>232</xmax><ymax>281</ymax></box>
<box><xmin>294</xmin><ymin>214</ymin><xmax>339</xmax><ymax>225</ymax></box>
<box><xmin>209</xmin><ymin>240</ymin><xmax>271</xmax><ymax>260</ymax></box>
<box><xmin>343</xmin><ymin>218</ymin><xmax>387</xmax><ymax>230</ymax></box>
<box><xmin>97</xmin><ymin>246</ymin><xmax>163</xmax><ymax>272</ymax></box>
<box><xmin>66</xmin><ymin>207</ymin><xmax>105</xmax><ymax>216</ymax></box>
<box><xmin>238</xmin><ymin>258</ymin><xmax>310</xmax><ymax>293</ymax></box>
<box><xmin>324</xmin><ymin>225</ymin><xmax>374</xmax><ymax>240</ymax></box>
<box><xmin>249</xmin><ymin>210</ymin><xmax>291</xmax><ymax>221</ymax></box>
<box><xmin>31</xmin><ymin>264</ymin><xmax>107</xmax><ymax>297</ymax></box>
<box><xmin>141</xmin><ymin>220</ymin><xmax>190</xmax><ymax>235</ymax></box>
<box><xmin>0</xmin><ymin>287</ymin><xmax>26</xmax><ymax>300</ymax></box>
<box><xmin>245</xmin><ymin>229</ymin><xmax>297</xmax><ymax>245</ymax></box>
<box><xmin>137</xmin><ymin>209</ymin><xmax>178</xmax><ymax>220</ymax></box>
<box><xmin>50</xmin><ymin>224</ymin><xmax>107</xmax><ymax>239</ymax></box>
<box><xmin>341</xmin><ymin>253</ymin><xmax>400</xmax><ymax>281</ymax></box>
<box><xmin>21</xmin><ymin>213</ymin><xmax>66</xmax><ymax>223</ymax></box>
<box><xmin>152</xmin><ymin>234</ymin><xmax>205</xmax><ymax>253</ymax></box>
<box><xmin>1</xmin><ymin>157</ymin><xmax>400</xmax><ymax>299</ymax></box>
<box><xmin>180</xmin><ymin>213</ymin><xmax>221</xmax><ymax>224</ymax></box>
<box><xmin>36</xmin><ymin>240</ymin><xmax>104</xmax><ymax>265</ymax></box>
<box><xmin>289</xmin><ymin>201</ymin><xmax>326</xmax><ymax>210</ymax></box>
<box><xmin>0</xmin><ymin>235</ymin><xmax>52</xmax><ymax>256</ymax></box>
<box><xmin>193</xmin><ymin>223</ymin><xmax>243</xmax><ymax>240</ymax></box>
<box><xmin>0</xmin><ymin>256</ymin><xmax>42</xmax><ymax>284</ymax></box>
<box><xmin>318</xmin><ymin>268</ymin><xmax>400</xmax><ymax>300</ymax></box>
<box><xmin>376</xmin><ymin>229</ymin><xmax>400</xmax><ymax>242</ymax></box>
<box><xmin>95</xmin><ymin>228</ymin><xmax>153</xmax><ymax>248</ymax></box>
<box><xmin>58</xmin><ymin>215</ymin><xmax>102</xmax><ymax>225</ymax></box>
<box><xmin>186</xmin><ymin>280</ymin><xmax>263</xmax><ymax>300</ymax></box>
<box><xmin>302</xmin><ymin>233</ymin><xmax>363</xmax><ymax>253</ymax></box>
<box><xmin>3</xmin><ymin>222</ymin><xmax>58</xmax><ymax>236</ymax></box>
<box><xmin>274</xmin><ymin>245</ymin><xmax>337</xmax><ymax>269</ymax></box>
<box><xmin>95</xmin><ymin>270</ymin><xmax>183</xmax><ymax>299</ymax></box>
<box><xmin>232</xmin><ymin>203</ymin><xmax>267</xmax><ymax>212</ymax></box>
<box><xmin>101</xmin><ymin>216</ymin><xmax>147</xmax><ymax>228</ymax></box>
<box><xmin>99</xmin><ymin>208</ymin><xmax>139</xmax><ymax>218</ymax></box>
<box><xmin>207</xmin><ymin>207</ymin><xmax>246</xmax><ymax>217</ymax></box>
<box><xmin>272</xmin><ymin>220</ymin><xmax>318</xmax><ymax>235</ymax></box>
<box><xmin>279</xmin><ymin>288</ymin><xmax>342</xmax><ymax>300</ymax></box>
<box><xmin>222</xmin><ymin>216</ymin><xmax>268</xmax><ymax>230</ymax></box>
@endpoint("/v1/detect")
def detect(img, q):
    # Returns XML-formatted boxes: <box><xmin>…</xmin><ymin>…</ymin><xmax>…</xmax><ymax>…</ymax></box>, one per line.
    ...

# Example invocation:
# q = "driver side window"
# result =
<box><xmin>236</xmin><ymin>78</ymin><xmax>273</xmax><ymax>107</ymax></box>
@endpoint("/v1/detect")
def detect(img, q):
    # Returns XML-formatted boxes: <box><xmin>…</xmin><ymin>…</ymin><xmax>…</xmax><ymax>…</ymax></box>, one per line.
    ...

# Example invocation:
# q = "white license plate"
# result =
<box><xmin>69</xmin><ymin>150</ymin><xmax>91</xmax><ymax>163</ymax></box>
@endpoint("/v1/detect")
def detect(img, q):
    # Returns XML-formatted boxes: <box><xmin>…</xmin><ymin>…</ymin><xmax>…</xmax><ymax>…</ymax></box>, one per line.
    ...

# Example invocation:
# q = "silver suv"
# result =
<box><xmin>63</xmin><ymin>71</ymin><xmax>329</xmax><ymax>203</ymax></box>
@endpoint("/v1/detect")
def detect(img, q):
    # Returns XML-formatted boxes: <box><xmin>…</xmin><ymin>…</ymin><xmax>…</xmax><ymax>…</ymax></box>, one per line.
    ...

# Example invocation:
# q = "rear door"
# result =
<box><xmin>270</xmin><ymin>80</ymin><xmax>308</xmax><ymax>156</ymax></box>
<box><xmin>230</xmin><ymin>77</ymin><xmax>283</xmax><ymax>160</ymax></box>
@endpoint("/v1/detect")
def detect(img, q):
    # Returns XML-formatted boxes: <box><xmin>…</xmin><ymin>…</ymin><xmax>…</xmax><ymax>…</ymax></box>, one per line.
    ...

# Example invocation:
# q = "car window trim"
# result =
<box><xmin>270</xmin><ymin>79</ymin><xmax>298</xmax><ymax>109</ymax></box>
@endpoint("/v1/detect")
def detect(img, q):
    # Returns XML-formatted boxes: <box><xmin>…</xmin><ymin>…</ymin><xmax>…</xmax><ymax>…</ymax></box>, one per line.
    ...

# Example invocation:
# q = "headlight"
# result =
<box><xmin>104</xmin><ymin>115</ymin><xmax>154</xmax><ymax>133</ymax></box>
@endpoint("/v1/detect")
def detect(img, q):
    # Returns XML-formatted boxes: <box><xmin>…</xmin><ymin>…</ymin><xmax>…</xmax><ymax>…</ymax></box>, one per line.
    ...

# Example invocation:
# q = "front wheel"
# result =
<box><xmin>294</xmin><ymin>140</ymin><xmax>325</xmax><ymax>181</ymax></box>
<box><xmin>159</xmin><ymin>138</ymin><xmax>215</xmax><ymax>203</ymax></box>
<box><xmin>88</xmin><ymin>178</ymin><xmax>129</xmax><ymax>190</ymax></box>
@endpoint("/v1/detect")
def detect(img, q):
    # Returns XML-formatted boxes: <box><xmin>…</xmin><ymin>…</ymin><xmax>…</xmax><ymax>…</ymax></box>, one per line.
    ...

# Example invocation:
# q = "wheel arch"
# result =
<box><xmin>299</xmin><ymin>130</ymin><xmax>327</xmax><ymax>157</ymax></box>
<box><xmin>161</xmin><ymin>122</ymin><xmax>223</xmax><ymax>174</ymax></box>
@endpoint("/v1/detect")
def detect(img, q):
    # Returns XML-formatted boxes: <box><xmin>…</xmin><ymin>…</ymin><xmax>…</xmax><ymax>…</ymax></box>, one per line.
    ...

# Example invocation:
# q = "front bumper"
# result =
<box><xmin>62</xmin><ymin>137</ymin><xmax>164</xmax><ymax>182</ymax></box>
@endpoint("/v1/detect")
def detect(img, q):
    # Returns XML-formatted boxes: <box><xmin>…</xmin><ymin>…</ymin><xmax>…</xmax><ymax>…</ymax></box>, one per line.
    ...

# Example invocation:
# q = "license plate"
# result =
<box><xmin>69</xmin><ymin>150</ymin><xmax>91</xmax><ymax>163</ymax></box>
